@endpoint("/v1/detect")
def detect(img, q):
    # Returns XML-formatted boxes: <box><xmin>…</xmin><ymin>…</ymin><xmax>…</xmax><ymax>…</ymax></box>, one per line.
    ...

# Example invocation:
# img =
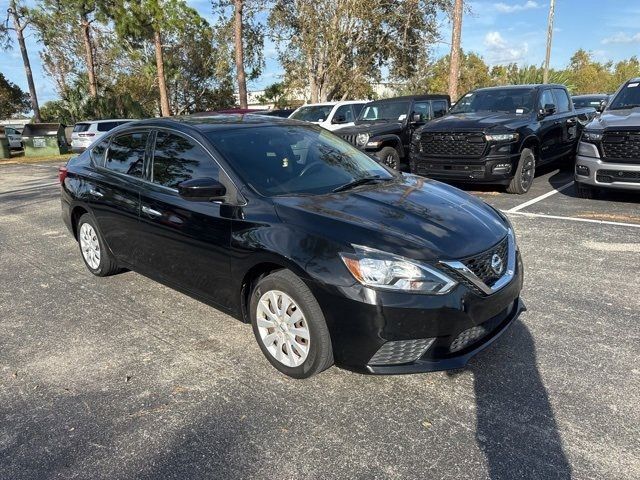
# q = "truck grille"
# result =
<box><xmin>339</xmin><ymin>134</ymin><xmax>358</xmax><ymax>146</ymax></box>
<box><xmin>601</xmin><ymin>131</ymin><xmax>640</xmax><ymax>163</ymax></box>
<box><xmin>596</xmin><ymin>169</ymin><xmax>640</xmax><ymax>183</ymax></box>
<box><xmin>462</xmin><ymin>236</ymin><xmax>509</xmax><ymax>287</ymax></box>
<box><xmin>420</xmin><ymin>132</ymin><xmax>486</xmax><ymax>158</ymax></box>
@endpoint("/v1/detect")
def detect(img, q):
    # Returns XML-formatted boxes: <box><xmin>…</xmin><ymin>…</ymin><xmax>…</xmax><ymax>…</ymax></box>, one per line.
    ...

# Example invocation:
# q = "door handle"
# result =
<box><xmin>142</xmin><ymin>205</ymin><xmax>162</xmax><ymax>218</ymax></box>
<box><xmin>88</xmin><ymin>189</ymin><xmax>103</xmax><ymax>198</ymax></box>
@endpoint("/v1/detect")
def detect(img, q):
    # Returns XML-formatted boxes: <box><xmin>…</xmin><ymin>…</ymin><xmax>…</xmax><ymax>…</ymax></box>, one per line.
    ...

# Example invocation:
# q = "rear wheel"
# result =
<box><xmin>376</xmin><ymin>146</ymin><xmax>401</xmax><ymax>171</ymax></box>
<box><xmin>77</xmin><ymin>213</ymin><xmax>119</xmax><ymax>276</ymax></box>
<box><xmin>250</xmin><ymin>270</ymin><xmax>333</xmax><ymax>378</ymax></box>
<box><xmin>507</xmin><ymin>148</ymin><xmax>536</xmax><ymax>194</ymax></box>
<box><xmin>575</xmin><ymin>181</ymin><xmax>598</xmax><ymax>199</ymax></box>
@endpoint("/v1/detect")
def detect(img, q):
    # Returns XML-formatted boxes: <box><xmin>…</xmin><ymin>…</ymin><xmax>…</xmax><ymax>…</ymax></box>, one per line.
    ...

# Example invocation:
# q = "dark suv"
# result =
<box><xmin>335</xmin><ymin>95</ymin><xmax>450</xmax><ymax>170</ymax></box>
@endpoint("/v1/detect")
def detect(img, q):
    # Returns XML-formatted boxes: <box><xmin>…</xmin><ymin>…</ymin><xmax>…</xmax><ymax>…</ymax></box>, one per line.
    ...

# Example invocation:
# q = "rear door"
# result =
<box><xmin>88</xmin><ymin>130</ymin><xmax>148</xmax><ymax>266</ymax></box>
<box><xmin>136</xmin><ymin>129</ymin><xmax>234</xmax><ymax>308</ymax></box>
<box><xmin>552</xmin><ymin>88</ymin><xmax>578</xmax><ymax>158</ymax></box>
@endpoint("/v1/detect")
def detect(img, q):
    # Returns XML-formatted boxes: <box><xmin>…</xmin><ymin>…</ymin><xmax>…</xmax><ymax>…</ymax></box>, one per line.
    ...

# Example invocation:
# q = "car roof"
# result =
<box><xmin>76</xmin><ymin>119</ymin><xmax>135</xmax><ymax>125</ymax></box>
<box><xmin>572</xmin><ymin>94</ymin><xmax>609</xmax><ymax>98</ymax></box>
<box><xmin>367</xmin><ymin>94</ymin><xmax>450</xmax><ymax>103</ymax></box>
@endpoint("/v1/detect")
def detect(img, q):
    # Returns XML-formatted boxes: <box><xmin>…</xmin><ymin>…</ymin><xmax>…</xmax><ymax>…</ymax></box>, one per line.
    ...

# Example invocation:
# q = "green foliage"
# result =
<box><xmin>0</xmin><ymin>73</ymin><xmax>31</xmax><ymax>118</ymax></box>
<box><xmin>256</xmin><ymin>82</ymin><xmax>291</xmax><ymax>108</ymax></box>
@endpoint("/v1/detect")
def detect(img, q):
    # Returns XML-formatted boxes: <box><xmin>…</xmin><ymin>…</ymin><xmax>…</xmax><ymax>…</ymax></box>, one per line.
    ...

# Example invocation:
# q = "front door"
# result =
<box><xmin>537</xmin><ymin>89</ymin><xmax>564</xmax><ymax>163</ymax></box>
<box><xmin>136</xmin><ymin>130</ymin><xmax>234</xmax><ymax>308</ymax></box>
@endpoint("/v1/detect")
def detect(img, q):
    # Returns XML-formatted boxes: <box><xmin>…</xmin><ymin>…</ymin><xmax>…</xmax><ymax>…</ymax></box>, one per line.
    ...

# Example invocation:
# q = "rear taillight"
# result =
<box><xmin>58</xmin><ymin>166</ymin><xmax>68</xmax><ymax>184</ymax></box>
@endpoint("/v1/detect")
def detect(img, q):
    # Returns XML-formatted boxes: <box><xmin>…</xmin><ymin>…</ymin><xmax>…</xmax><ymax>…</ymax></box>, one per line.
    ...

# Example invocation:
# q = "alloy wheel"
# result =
<box><xmin>79</xmin><ymin>223</ymin><xmax>101</xmax><ymax>270</ymax></box>
<box><xmin>256</xmin><ymin>290</ymin><xmax>310</xmax><ymax>367</ymax></box>
<box><xmin>521</xmin><ymin>156</ymin><xmax>535</xmax><ymax>190</ymax></box>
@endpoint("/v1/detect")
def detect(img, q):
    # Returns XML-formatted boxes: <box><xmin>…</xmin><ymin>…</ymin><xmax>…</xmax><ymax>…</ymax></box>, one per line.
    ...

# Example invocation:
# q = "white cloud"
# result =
<box><xmin>601</xmin><ymin>32</ymin><xmax>640</xmax><ymax>44</ymax></box>
<box><xmin>484</xmin><ymin>31</ymin><xmax>529</xmax><ymax>64</ymax></box>
<box><xmin>493</xmin><ymin>1</ymin><xmax>540</xmax><ymax>14</ymax></box>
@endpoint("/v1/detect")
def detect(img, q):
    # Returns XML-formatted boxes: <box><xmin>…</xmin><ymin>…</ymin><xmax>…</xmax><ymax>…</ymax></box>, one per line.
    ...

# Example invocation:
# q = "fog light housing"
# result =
<box><xmin>368</xmin><ymin>338</ymin><xmax>435</xmax><ymax>366</ymax></box>
<box><xmin>576</xmin><ymin>164</ymin><xmax>590</xmax><ymax>176</ymax></box>
<box><xmin>492</xmin><ymin>163</ymin><xmax>512</xmax><ymax>174</ymax></box>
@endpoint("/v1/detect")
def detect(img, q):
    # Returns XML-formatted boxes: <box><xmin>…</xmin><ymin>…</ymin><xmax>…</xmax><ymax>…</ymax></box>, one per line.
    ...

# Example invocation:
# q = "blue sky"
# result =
<box><xmin>1</xmin><ymin>0</ymin><xmax>639</xmax><ymax>105</ymax></box>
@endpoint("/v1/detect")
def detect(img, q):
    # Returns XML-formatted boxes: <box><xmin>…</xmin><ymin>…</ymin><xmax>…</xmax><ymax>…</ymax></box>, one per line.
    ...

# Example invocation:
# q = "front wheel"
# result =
<box><xmin>507</xmin><ymin>148</ymin><xmax>536</xmax><ymax>194</ymax></box>
<box><xmin>250</xmin><ymin>270</ymin><xmax>333</xmax><ymax>378</ymax></box>
<box><xmin>376</xmin><ymin>146</ymin><xmax>401</xmax><ymax>171</ymax></box>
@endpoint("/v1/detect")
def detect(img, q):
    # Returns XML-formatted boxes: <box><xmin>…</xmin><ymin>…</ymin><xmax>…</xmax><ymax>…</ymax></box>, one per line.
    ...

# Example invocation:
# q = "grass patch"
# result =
<box><xmin>1</xmin><ymin>151</ymin><xmax>75</xmax><ymax>165</ymax></box>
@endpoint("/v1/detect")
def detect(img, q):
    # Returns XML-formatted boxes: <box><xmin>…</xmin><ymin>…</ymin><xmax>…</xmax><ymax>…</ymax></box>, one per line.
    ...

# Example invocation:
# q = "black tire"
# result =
<box><xmin>376</xmin><ymin>146</ymin><xmax>401</xmax><ymax>170</ymax></box>
<box><xmin>507</xmin><ymin>148</ymin><xmax>536</xmax><ymax>194</ymax></box>
<box><xmin>575</xmin><ymin>181</ymin><xmax>597</xmax><ymax>199</ymax></box>
<box><xmin>76</xmin><ymin>213</ymin><xmax>120</xmax><ymax>277</ymax></box>
<box><xmin>250</xmin><ymin>269</ymin><xmax>333</xmax><ymax>379</ymax></box>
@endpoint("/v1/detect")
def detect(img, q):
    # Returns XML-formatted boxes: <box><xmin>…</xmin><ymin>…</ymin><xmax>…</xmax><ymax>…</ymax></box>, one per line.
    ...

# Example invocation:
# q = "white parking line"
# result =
<box><xmin>506</xmin><ymin>210</ymin><xmax>640</xmax><ymax>229</ymax></box>
<box><xmin>506</xmin><ymin>181</ymin><xmax>575</xmax><ymax>213</ymax></box>
<box><xmin>0</xmin><ymin>181</ymin><xmax>59</xmax><ymax>195</ymax></box>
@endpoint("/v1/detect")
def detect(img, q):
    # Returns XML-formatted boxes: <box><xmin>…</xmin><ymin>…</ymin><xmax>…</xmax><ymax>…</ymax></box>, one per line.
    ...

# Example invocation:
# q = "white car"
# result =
<box><xmin>4</xmin><ymin>126</ymin><xmax>24</xmax><ymax>149</ymax></box>
<box><xmin>288</xmin><ymin>101</ymin><xmax>366</xmax><ymax>131</ymax></box>
<box><xmin>71</xmin><ymin>119</ymin><xmax>135</xmax><ymax>152</ymax></box>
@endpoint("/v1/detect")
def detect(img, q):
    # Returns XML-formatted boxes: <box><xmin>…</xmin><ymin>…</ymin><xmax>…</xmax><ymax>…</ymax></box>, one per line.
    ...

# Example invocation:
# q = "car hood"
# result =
<box><xmin>422</xmin><ymin>112</ymin><xmax>531</xmax><ymax>132</ymax></box>
<box><xmin>273</xmin><ymin>175</ymin><xmax>508</xmax><ymax>261</ymax></box>
<box><xmin>335</xmin><ymin>121</ymin><xmax>404</xmax><ymax>137</ymax></box>
<box><xmin>588</xmin><ymin>107</ymin><xmax>640</xmax><ymax>131</ymax></box>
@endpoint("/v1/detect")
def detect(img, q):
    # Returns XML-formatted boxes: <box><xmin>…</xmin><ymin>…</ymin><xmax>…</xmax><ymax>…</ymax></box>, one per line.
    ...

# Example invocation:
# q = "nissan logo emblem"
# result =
<box><xmin>491</xmin><ymin>253</ymin><xmax>504</xmax><ymax>276</ymax></box>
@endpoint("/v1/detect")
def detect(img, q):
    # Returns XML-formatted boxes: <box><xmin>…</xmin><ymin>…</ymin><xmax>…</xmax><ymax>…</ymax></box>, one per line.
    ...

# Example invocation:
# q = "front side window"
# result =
<box><xmin>208</xmin><ymin>125</ymin><xmax>394</xmax><ymax>197</ymax></box>
<box><xmin>104</xmin><ymin>132</ymin><xmax>148</xmax><ymax>177</ymax></box>
<box><xmin>552</xmin><ymin>89</ymin><xmax>570</xmax><ymax>113</ymax></box>
<box><xmin>152</xmin><ymin>131</ymin><xmax>219</xmax><ymax>189</ymax></box>
<box><xmin>433</xmin><ymin>101</ymin><xmax>448</xmax><ymax>118</ymax></box>
<box><xmin>333</xmin><ymin>104</ymin><xmax>354</xmax><ymax>123</ymax></box>
<box><xmin>413</xmin><ymin>101</ymin><xmax>430</xmax><ymax>121</ymax></box>
<box><xmin>539</xmin><ymin>90</ymin><xmax>556</xmax><ymax>109</ymax></box>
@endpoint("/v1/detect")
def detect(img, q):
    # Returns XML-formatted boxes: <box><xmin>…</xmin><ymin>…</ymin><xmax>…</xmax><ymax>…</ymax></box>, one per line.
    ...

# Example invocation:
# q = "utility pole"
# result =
<box><xmin>7</xmin><ymin>0</ymin><xmax>41</xmax><ymax>122</ymax></box>
<box><xmin>234</xmin><ymin>0</ymin><xmax>248</xmax><ymax>109</ymax></box>
<box><xmin>447</xmin><ymin>0</ymin><xmax>463</xmax><ymax>101</ymax></box>
<box><xmin>543</xmin><ymin>0</ymin><xmax>555</xmax><ymax>84</ymax></box>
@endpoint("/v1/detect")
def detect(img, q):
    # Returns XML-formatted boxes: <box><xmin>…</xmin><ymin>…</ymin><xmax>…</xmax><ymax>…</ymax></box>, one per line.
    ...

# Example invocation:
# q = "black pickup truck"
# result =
<box><xmin>410</xmin><ymin>84</ymin><xmax>597</xmax><ymax>193</ymax></box>
<box><xmin>335</xmin><ymin>95</ymin><xmax>450</xmax><ymax>170</ymax></box>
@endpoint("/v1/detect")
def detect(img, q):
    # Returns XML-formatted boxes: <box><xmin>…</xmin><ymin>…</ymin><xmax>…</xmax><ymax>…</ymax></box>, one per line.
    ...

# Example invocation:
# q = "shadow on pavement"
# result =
<box><xmin>470</xmin><ymin>321</ymin><xmax>572</xmax><ymax>479</ymax></box>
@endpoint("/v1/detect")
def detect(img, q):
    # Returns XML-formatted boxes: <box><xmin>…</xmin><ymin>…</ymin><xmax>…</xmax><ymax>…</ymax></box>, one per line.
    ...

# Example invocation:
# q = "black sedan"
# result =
<box><xmin>60</xmin><ymin>115</ymin><xmax>524</xmax><ymax>378</ymax></box>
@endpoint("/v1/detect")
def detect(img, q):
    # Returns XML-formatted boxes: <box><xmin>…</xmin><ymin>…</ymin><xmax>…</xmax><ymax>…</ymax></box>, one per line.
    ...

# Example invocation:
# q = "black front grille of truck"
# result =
<box><xmin>597</xmin><ymin>169</ymin><xmax>640</xmax><ymax>183</ymax></box>
<box><xmin>420</xmin><ymin>132</ymin><xmax>486</xmax><ymax>158</ymax></box>
<box><xmin>462</xmin><ymin>236</ymin><xmax>509</xmax><ymax>287</ymax></box>
<box><xmin>339</xmin><ymin>134</ymin><xmax>358</xmax><ymax>146</ymax></box>
<box><xmin>601</xmin><ymin>131</ymin><xmax>640</xmax><ymax>163</ymax></box>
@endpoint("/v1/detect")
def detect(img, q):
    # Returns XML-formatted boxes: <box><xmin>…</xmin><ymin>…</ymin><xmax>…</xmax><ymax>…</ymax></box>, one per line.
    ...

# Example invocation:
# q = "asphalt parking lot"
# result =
<box><xmin>1</xmin><ymin>162</ymin><xmax>638</xmax><ymax>480</ymax></box>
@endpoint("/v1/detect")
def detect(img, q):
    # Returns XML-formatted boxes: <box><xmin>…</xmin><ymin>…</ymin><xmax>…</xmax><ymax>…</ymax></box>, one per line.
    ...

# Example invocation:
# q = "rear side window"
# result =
<box><xmin>552</xmin><ymin>89</ymin><xmax>571</xmax><ymax>113</ymax></box>
<box><xmin>73</xmin><ymin>123</ymin><xmax>90</xmax><ymax>133</ymax></box>
<box><xmin>433</xmin><ymin>101</ymin><xmax>448</xmax><ymax>118</ymax></box>
<box><xmin>152</xmin><ymin>132</ymin><xmax>219</xmax><ymax>189</ymax></box>
<box><xmin>352</xmin><ymin>103</ymin><xmax>365</xmax><ymax>117</ymax></box>
<box><xmin>105</xmin><ymin>132</ymin><xmax>148</xmax><ymax>177</ymax></box>
<box><xmin>97</xmin><ymin>122</ymin><xmax>120</xmax><ymax>132</ymax></box>
<box><xmin>91</xmin><ymin>139</ymin><xmax>109</xmax><ymax>165</ymax></box>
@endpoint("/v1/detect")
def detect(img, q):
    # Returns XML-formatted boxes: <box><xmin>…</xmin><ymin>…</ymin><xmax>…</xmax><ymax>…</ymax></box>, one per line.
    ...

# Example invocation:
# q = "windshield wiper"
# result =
<box><xmin>332</xmin><ymin>175</ymin><xmax>390</xmax><ymax>193</ymax></box>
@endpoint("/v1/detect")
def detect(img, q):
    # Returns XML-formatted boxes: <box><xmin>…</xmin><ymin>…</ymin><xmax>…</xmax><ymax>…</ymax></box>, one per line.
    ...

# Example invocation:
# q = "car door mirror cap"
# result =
<box><xmin>178</xmin><ymin>178</ymin><xmax>226</xmax><ymax>202</ymax></box>
<box><xmin>539</xmin><ymin>103</ymin><xmax>557</xmax><ymax>117</ymax></box>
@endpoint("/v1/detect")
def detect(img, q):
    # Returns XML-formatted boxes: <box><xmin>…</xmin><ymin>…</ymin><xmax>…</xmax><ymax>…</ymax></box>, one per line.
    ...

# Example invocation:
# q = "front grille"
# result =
<box><xmin>339</xmin><ymin>134</ymin><xmax>358</xmax><ymax>147</ymax></box>
<box><xmin>602</xmin><ymin>131</ymin><xmax>640</xmax><ymax>163</ymax></box>
<box><xmin>415</xmin><ymin>163</ymin><xmax>486</xmax><ymax>178</ymax></box>
<box><xmin>368</xmin><ymin>338</ymin><xmax>435</xmax><ymax>366</ymax></box>
<box><xmin>420</xmin><ymin>132</ymin><xmax>486</xmax><ymax>158</ymax></box>
<box><xmin>596</xmin><ymin>169</ymin><xmax>640</xmax><ymax>183</ymax></box>
<box><xmin>462</xmin><ymin>236</ymin><xmax>509</xmax><ymax>287</ymax></box>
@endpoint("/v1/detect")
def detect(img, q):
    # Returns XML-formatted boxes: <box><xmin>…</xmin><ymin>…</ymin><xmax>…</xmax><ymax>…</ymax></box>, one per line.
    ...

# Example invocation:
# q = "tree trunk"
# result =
<box><xmin>447</xmin><ymin>0</ymin><xmax>464</xmax><ymax>101</ymax></box>
<box><xmin>234</xmin><ymin>0</ymin><xmax>248</xmax><ymax>109</ymax></box>
<box><xmin>10</xmin><ymin>0</ymin><xmax>41</xmax><ymax>122</ymax></box>
<box><xmin>81</xmin><ymin>13</ymin><xmax>98</xmax><ymax>97</ymax></box>
<box><xmin>153</xmin><ymin>29</ymin><xmax>171</xmax><ymax>117</ymax></box>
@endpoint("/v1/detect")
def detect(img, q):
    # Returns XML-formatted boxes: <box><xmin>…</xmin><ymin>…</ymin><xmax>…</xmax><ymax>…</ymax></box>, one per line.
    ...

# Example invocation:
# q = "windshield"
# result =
<box><xmin>357</xmin><ymin>101</ymin><xmax>410</xmax><ymax>122</ymax></box>
<box><xmin>208</xmin><ymin>125</ymin><xmax>395</xmax><ymax>197</ymax></box>
<box><xmin>608</xmin><ymin>82</ymin><xmax>640</xmax><ymax>110</ymax></box>
<box><xmin>573</xmin><ymin>97</ymin><xmax>606</xmax><ymax>109</ymax></box>
<box><xmin>290</xmin><ymin>105</ymin><xmax>334</xmax><ymax>123</ymax></box>
<box><xmin>450</xmin><ymin>88</ymin><xmax>536</xmax><ymax>114</ymax></box>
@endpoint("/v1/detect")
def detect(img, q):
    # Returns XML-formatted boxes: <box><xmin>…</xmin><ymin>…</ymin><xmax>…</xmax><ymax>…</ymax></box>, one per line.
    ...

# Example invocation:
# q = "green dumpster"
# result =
<box><xmin>22</xmin><ymin>123</ymin><xmax>69</xmax><ymax>157</ymax></box>
<box><xmin>0</xmin><ymin>126</ymin><xmax>10</xmax><ymax>159</ymax></box>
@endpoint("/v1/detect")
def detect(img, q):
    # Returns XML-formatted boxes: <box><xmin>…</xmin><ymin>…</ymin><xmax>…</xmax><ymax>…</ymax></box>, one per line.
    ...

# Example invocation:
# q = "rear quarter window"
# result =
<box><xmin>73</xmin><ymin>123</ymin><xmax>90</xmax><ymax>133</ymax></box>
<box><xmin>96</xmin><ymin>122</ymin><xmax>120</xmax><ymax>132</ymax></box>
<box><xmin>104</xmin><ymin>132</ymin><xmax>148</xmax><ymax>177</ymax></box>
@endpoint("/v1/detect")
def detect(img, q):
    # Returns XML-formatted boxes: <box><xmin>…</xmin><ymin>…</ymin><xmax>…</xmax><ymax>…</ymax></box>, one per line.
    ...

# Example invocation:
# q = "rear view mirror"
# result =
<box><xmin>178</xmin><ymin>178</ymin><xmax>226</xmax><ymax>202</ymax></box>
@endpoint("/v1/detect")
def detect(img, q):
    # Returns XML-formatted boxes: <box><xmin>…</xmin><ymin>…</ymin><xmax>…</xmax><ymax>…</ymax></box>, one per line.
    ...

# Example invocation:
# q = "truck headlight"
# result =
<box><xmin>356</xmin><ymin>133</ymin><xmax>369</xmax><ymax>147</ymax></box>
<box><xmin>340</xmin><ymin>245</ymin><xmax>457</xmax><ymax>294</ymax></box>
<box><xmin>485</xmin><ymin>132</ymin><xmax>519</xmax><ymax>142</ymax></box>
<box><xmin>582</xmin><ymin>130</ymin><xmax>603</xmax><ymax>143</ymax></box>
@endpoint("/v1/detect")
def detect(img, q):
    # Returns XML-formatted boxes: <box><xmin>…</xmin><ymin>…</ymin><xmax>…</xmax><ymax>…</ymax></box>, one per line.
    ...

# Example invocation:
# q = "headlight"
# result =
<box><xmin>485</xmin><ymin>132</ymin><xmax>519</xmax><ymax>142</ymax></box>
<box><xmin>582</xmin><ymin>130</ymin><xmax>603</xmax><ymax>142</ymax></box>
<box><xmin>340</xmin><ymin>245</ymin><xmax>457</xmax><ymax>294</ymax></box>
<box><xmin>356</xmin><ymin>133</ymin><xmax>369</xmax><ymax>146</ymax></box>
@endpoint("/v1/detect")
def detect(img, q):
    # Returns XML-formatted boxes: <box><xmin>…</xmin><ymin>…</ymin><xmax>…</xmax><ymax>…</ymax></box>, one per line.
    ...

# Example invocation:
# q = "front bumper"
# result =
<box><xmin>310</xmin><ymin>251</ymin><xmax>524</xmax><ymax>374</ymax></box>
<box><xmin>576</xmin><ymin>154</ymin><xmax>640</xmax><ymax>191</ymax></box>
<box><xmin>410</xmin><ymin>152</ymin><xmax>521</xmax><ymax>185</ymax></box>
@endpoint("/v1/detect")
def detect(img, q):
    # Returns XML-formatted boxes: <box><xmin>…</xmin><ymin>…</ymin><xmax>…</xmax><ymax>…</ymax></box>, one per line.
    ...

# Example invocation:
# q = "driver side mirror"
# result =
<box><xmin>597</xmin><ymin>100</ymin><xmax>607</xmax><ymax>113</ymax></box>
<box><xmin>411</xmin><ymin>113</ymin><xmax>423</xmax><ymax>123</ymax></box>
<box><xmin>332</xmin><ymin>115</ymin><xmax>347</xmax><ymax>124</ymax></box>
<box><xmin>178</xmin><ymin>178</ymin><xmax>226</xmax><ymax>202</ymax></box>
<box><xmin>540</xmin><ymin>103</ymin><xmax>557</xmax><ymax>117</ymax></box>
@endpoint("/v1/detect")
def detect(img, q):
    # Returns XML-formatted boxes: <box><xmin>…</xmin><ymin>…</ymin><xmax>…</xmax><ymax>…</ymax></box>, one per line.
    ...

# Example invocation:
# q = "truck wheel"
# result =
<box><xmin>507</xmin><ymin>148</ymin><xmax>536</xmax><ymax>194</ymax></box>
<box><xmin>377</xmin><ymin>146</ymin><xmax>400</xmax><ymax>170</ymax></box>
<box><xmin>575</xmin><ymin>181</ymin><xmax>597</xmax><ymax>199</ymax></box>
